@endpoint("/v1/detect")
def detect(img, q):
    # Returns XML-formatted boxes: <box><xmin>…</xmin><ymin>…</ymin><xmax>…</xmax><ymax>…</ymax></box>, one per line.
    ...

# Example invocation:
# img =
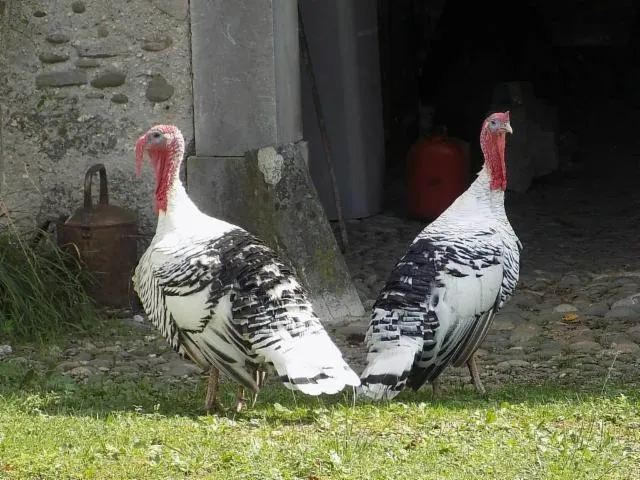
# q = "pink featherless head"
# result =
<box><xmin>135</xmin><ymin>124</ymin><xmax>185</xmax><ymax>213</ymax></box>
<box><xmin>482</xmin><ymin>111</ymin><xmax>512</xmax><ymax>134</ymax></box>
<box><xmin>480</xmin><ymin>111</ymin><xmax>513</xmax><ymax>191</ymax></box>
<box><xmin>134</xmin><ymin>124</ymin><xmax>183</xmax><ymax>177</ymax></box>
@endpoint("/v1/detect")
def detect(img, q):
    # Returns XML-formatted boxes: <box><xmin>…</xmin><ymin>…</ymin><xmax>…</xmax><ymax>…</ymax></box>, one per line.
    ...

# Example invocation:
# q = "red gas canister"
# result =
<box><xmin>406</xmin><ymin>135</ymin><xmax>469</xmax><ymax>220</ymax></box>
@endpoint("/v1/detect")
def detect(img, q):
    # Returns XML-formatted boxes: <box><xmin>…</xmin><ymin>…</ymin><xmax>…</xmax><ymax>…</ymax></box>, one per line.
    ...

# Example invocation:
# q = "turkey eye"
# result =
<box><xmin>152</xmin><ymin>132</ymin><xmax>162</xmax><ymax>138</ymax></box>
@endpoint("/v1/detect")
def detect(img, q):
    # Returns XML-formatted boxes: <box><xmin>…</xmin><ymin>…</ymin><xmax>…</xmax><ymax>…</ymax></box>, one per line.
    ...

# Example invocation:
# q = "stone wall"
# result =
<box><xmin>0</xmin><ymin>0</ymin><xmax>193</xmax><ymax>234</ymax></box>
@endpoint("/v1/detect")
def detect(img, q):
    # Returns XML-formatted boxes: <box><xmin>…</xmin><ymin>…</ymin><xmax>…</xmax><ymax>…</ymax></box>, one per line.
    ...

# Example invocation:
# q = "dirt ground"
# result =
<box><xmin>329</xmin><ymin>138</ymin><xmax>640</xmax><ymax>393</ymax></box>
<box><xmin>5</xmin><ymin>142</ymin><xmax>640</xmax><ymax>399</ymax></box>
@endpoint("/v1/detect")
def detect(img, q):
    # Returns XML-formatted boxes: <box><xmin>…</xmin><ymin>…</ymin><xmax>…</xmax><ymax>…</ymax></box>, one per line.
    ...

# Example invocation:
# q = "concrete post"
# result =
<box><xmin>188</xmin><ymin>142</ymin><xmax>365</xmax><ymax>322</ymax></box>
<box><xmin>189</xmin><ymin>0</ymin><xmax>302</xmax><ymax>155</ymax></box>
<box><xmin>187</xmin><ymin>0</ymin><xmax>365</xmax><ymax>324</ymax></box>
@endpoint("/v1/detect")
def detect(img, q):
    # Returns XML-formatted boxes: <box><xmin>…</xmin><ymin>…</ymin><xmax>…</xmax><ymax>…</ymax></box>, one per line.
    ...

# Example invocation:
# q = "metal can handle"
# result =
<box><xmin>84</xmin><ymin>163</ymin><xmax>109</xmax><ymax>210</ymax></box>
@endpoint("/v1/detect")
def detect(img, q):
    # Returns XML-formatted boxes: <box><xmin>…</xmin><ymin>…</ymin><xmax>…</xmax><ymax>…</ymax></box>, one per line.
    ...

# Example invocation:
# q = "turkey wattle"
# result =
<box><xmin>359</xmin><ymin>112</ymin><xmax>522</xmax><ymax>400</ymax></box>
<box><xmin>132</xmin><ymin>124</ymin><xmax>360</xmax><ymax>412</ymax></box>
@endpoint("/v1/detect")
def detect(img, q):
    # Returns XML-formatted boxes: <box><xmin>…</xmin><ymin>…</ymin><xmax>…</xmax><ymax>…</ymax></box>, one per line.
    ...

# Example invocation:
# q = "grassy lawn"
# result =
<box><xmin>0</xmin><ymin>352</ymin><xmax>639</xmax><ymax>480</ymax></box>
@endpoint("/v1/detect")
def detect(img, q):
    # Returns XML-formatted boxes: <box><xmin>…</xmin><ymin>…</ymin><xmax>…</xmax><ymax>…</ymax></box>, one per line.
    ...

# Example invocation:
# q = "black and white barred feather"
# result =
<box><xmin>134</xmin><ymin>222</ymin><xmax>360</xmax><ymax>396</ymax></box>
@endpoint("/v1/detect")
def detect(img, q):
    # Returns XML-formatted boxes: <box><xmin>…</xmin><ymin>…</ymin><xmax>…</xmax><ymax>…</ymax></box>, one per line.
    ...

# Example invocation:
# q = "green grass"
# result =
<box><xmin>0</xmin><ymin>223</ymin><xmax>99</xmax><ymax>342</ymax></box>
<box><xmin>0</xmin><ymin>355</ymin><xmax>638</xmax><ymax>480</ymax></box>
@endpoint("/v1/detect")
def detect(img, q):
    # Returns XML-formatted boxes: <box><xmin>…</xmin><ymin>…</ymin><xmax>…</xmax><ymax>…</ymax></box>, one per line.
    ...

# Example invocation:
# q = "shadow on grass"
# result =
<box><xmin>1</xmin><ymin>358</ymin><xmax>639</xmax><ymax>425</ymax></box>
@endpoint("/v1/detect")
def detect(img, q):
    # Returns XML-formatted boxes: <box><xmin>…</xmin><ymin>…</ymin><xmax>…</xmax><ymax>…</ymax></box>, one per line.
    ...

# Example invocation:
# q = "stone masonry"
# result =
<box><xmin>0</xmin><ymin>0</ymin><xmax>192</xmax><ymax>233</ymax></box>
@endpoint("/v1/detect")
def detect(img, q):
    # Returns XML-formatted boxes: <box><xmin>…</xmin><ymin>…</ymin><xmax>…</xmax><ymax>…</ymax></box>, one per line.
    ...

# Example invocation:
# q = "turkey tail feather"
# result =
<box><xmin>259</xmin><ymin>330</ymin><xmax>360</xmax><ymax>396</ymax></box>
<box><xmin>359</xmin><ymin>345</ymin><xmax>417</xmax><ymax>400</ymax></box>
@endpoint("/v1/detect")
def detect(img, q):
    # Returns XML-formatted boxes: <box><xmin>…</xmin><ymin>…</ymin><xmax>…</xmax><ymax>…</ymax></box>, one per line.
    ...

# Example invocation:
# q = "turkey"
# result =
<box><xmin>133</xmin><ymin>124</ymin><xmax>360</xmax><ymax>412</ymax></box>
<box><xmin>359</xmin><ymin>111</ymin><xmax>521</xmax><ymax>401</ymax></box>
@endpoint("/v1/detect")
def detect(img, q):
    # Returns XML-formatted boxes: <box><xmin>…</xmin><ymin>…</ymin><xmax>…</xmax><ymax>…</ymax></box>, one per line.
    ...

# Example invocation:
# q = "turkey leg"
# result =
<box><xmin>234</xmin><ymin>385</ymin><xmax>248</xmax><ymax>412</ymax></box>
<box><xmin>431</xmin><ymin>377</ymin><xmax>442</xmax><ymax>398</ymax></box>
<box><xmin>204</xmin><ymin>367</ymin><xmax>224</xmax><ymax>413</ymax></box>
<box><xmin>236</xmin><ymin>366</ymin><xmax>267</xmax><ymax>411</ymax></box>
<box><xmin>256</xmin><ymin>367</ymin><xmax>267</xmax><ymax>388</ymax></box>
<box><xmin>250</xmin><ymin>369</ymin><xmax>259</xmax><ymax>407</ymax></box>
<box><xmin>467</xmin><ymin>355</ymin><xmax>486</xmax><ymax>395</ymax></box>
<box><xmin>251</xmin><ymin>367</ymin><xmax>267</xmax><ymax>407</ymax></box>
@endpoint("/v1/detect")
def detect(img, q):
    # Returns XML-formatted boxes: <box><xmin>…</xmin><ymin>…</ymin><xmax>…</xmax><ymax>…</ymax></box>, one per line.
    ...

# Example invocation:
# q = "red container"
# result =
<box><xmin>406</xmin><ymin>135</ymin><xmax>469</xmax><ymax>220</ymax></box>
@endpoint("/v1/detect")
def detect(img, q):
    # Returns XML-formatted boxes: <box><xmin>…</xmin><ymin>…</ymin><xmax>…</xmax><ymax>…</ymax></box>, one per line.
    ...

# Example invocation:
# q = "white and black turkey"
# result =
<box><xmin>133</xmin><ymin>124</ymin><xmax>360</xmax><ymax>412</ymax></box>
<box><xmin>360</xmin><ymin>112</ymin><xmax>522</xmax><ymax>400</ymax></box>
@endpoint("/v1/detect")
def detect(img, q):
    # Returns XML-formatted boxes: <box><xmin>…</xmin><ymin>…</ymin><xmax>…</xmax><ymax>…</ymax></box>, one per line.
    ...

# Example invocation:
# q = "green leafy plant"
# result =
<box><xmin>0</xmin><ymin>222</ymin><xmax>99</xmax><ymax>342</ymax></box>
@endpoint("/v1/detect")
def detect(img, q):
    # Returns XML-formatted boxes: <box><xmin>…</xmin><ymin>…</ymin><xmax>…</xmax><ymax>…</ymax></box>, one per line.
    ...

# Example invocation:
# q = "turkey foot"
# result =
<box><xmin>251</xmin><ymin>368</ymin><xmax>267</xmax><ymax>407</ymax></box>
<box><xmin>467</xmin><ymin>355</ymin><xmax>486</xmax><ymax>395</ymax></box>
<box><xmin>204</xmin><ymin>368</ymin><xmax>224</xmax><ymax>413</ymax></box>
<box><xmin>255</xmin><ymin>367</ymin><xmax>267</xmax><ymax>388</ymax></box>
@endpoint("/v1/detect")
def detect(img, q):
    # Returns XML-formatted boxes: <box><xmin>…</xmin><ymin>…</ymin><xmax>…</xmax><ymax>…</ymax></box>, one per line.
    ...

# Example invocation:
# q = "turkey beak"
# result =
<box><xmin>503</xmin><ymin>122</ymin><xmax>513</xmax><ymax>134</ymax></box>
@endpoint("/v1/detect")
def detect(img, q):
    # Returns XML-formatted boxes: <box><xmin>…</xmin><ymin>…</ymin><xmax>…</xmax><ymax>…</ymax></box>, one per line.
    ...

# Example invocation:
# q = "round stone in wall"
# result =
<box><xmin>91</xmin><ymin>69</ymin><xmax>126</xmax><ymax>88</ymax></box>
<box><xmin>36</xmin><ymin>69</ymin><xmax>87</xmax><ymax>88</ymax></box>
<box><xmin>71</xmin><ymin>1</ymin><xmax>86</xmax><ymax>13</ymax></box>
<box><xmin>39</xmin><ymin>52</ymin><xmax>69</xmax><ymax>64</ymax></box>
<box><xmin>145</xmin><ymin>74</ymin><xmax>174</xmax><ymax>102</ymax></box>
<box><xmin>76</xmin><ymin>59</ymin><xmax>100</xmax><ymax>68</ymax></box>
<box><xmin>46</xmin><ymin>33</ymin><xmax>70</xmax><ymax>44</ymax></box>
<box><xmin>111</xmin><ymin>93</ymin><xmax>129</xmax><ymax>104</ymax></box>
<box><xmin>142</xmin><ymin>35</ymin><xmax>173</xmax><ymax>52</ymax></box>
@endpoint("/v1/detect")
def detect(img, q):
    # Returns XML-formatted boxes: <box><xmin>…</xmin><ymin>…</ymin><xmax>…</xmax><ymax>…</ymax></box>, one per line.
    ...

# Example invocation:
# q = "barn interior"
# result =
<box><xmin>343</xmin><ymin>0</ymin><xmax>640</xmax><ymax>280</ymax></box>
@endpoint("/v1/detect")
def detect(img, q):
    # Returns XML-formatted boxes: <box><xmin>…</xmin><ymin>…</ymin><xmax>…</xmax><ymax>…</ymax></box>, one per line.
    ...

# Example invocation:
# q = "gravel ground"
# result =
<box><xmin>3</xmin><ymin>150</ymin><xmax>640</xmax><ymax>398</ymax></box>
<box><xmin>328</xmin><ymin>146</ymin><xmax>640</xmax><ymax>393</ymax></box>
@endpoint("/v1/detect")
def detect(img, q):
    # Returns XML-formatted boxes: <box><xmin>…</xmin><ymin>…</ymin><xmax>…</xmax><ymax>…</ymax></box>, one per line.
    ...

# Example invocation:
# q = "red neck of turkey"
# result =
<box><xmin>136</xmin><ymin>133</ymin><xmax>183</xmax><ymax>213</ymax></box>
<box><xmin>480</xmin><ymin>127</ymin><xmax>507</xmax><ymax>192</ymax></box>
<box><xmin>152</xmin><ymin>147</ymin><xmax>180</xmax><ymax>213</ymax></box>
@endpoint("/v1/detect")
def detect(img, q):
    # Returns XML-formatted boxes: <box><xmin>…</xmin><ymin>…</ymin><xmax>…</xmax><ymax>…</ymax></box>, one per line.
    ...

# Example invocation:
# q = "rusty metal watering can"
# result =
<box><xmin>57</xmin><ymin>163</ymin><xmax>139</xmax><ymax>309</ymax></box>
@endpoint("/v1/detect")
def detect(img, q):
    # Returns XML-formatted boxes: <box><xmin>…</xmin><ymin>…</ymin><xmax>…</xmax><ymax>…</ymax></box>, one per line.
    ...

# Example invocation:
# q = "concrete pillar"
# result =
<box><xmin>188</xmin><ymin>142</ymin><xmax>365</xmax><ymax>322</ymax></box>
<box><xmin>189</xmin><ymin>0</ymin><xmax>302</xmax><ymax>155</ymax></box>
<box><xmin>187</xmin><ymin>0</ymin><xmax>364</xmax><ymax>323</ymax></box>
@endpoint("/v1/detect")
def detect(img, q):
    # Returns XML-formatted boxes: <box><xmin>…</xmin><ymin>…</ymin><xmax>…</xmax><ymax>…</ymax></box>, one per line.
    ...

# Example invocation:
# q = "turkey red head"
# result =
<box><xmin>480</xmin><ymin>111</ymin><xmax>513</xmax><ymax>191</ymax></box>
<box><xmin>135</xmin><ymin>124</ymin><xmax>185</xmax><ymax>212</ymax></box>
